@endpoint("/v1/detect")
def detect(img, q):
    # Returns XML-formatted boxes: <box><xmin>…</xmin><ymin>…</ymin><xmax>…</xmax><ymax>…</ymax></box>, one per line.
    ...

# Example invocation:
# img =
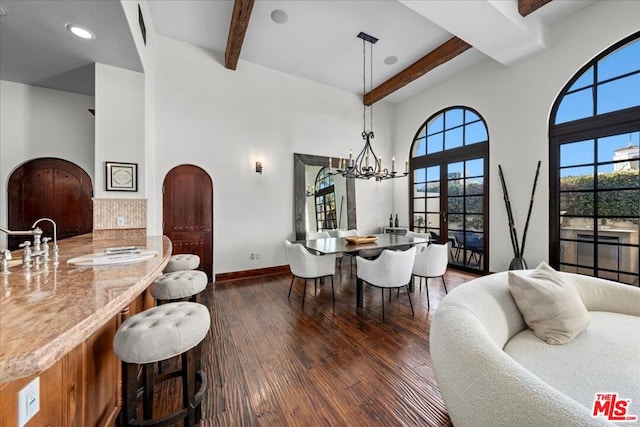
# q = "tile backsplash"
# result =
<box><xmin>93</xmin><ymin>198</ymin><xmax>147</xmax><ymax>240</ymax></box>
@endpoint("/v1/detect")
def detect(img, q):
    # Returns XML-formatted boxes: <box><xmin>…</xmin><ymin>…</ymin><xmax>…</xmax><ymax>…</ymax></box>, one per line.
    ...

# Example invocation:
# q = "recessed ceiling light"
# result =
<box><xmin>384</xmin><ymin>56</ymin><xmax>398</xmax><ymax>65</ymax></box>
<box><xmin>65</xmin><ymin>23</ymin><xmax>95</xmax><ymax>40</ymax></box>
<box><xmin>270</xmin><ymin>9</ymin><xmax>288</xmax><ymax>24</ymax></box>
<box><xmin>0</xmin><ymin>4</ymin><xmax>8</xmax><ymax>16</ymax></box>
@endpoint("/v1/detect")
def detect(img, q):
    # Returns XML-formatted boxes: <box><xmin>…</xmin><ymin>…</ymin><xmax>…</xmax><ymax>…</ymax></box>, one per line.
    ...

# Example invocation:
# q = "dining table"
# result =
<box><xmin>300</xmin><ymin>233</ymin><xmax>428</xmax><ymax>307</ymax></box>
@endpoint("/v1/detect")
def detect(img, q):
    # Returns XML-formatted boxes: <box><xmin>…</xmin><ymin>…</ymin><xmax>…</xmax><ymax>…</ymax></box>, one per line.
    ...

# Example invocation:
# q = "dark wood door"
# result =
<box><xmin>8</xmin><ymin>158</ymin><xmax>93</xmax><ymax>250</ymax></box>
<box><xmin>163</xmin><ymin>165</ymin><xmax>213</xmax><ymax>281</ymax></box>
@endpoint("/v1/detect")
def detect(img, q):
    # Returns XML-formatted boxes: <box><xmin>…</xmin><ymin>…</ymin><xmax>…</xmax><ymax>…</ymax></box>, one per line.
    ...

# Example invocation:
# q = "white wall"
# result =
<box><xmin>392</xmin><ymin>0</ymin><xmax>640</xmax><ymax>272</ymax></box>
<box><xmin>94</xmin><ymin>63</ymin><xmax>145</xmax><ymax>198</ymax></box>
<box><xmin>0</xmin><ymin>80</ymin><xmax>95</xmax><ymax>248</ymax></box>
<box><xmin>151</xmin><ymin>36</ymin><xmax>395</xmax><ymax>273</ymax></box>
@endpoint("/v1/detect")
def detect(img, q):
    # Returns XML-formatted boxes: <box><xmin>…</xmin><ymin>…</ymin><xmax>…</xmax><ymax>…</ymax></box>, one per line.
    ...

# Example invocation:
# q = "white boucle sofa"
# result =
<box><xmin>430</xmin><ymin>271</ymin><xmax>640</xmax><ymax>427</ymax></box>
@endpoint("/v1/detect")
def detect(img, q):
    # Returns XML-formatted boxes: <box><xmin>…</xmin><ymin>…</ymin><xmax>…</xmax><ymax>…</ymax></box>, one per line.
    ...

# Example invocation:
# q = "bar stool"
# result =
<box><xmin>164</xmin><ymin>254</ymin><xmax>200</xmax><ymax>273</ymax></box>
<box><xmin>114</xmin><ymin>302</ymin><xmax>210</xmax><ymax>427</ymax></box>
<box><xmin>151</xmin><ymin>270</ymin><xmax>208</xmax><ymax>304</ymax></box>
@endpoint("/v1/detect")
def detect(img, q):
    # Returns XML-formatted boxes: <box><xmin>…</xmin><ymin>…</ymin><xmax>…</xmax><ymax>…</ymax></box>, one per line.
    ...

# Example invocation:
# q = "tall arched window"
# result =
<box><xmin>410</xmin><ymin>106</ymin><xmax>489</xmax><ymax>273</ymax></box>
<box><xmin>315</xmin><ymin>167</ymin><xmax>337</xmax><ymax>231</ymax></box>
<box><xmin>550</xmin><ymin>32</ymin><xmax>640</xmax><ymax>286</ymax></box>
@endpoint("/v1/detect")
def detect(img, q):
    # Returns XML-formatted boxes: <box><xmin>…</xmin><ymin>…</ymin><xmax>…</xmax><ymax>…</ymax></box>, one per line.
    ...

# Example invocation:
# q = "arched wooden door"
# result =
<box><xmin>8</xmin><ymin>158</ymin><xmax>93</xmax><ymax>250</ymax></box>
<box><xmin>163</xmin><ymin>165</ymin><xmax>213</xmax><ymax>281</ymax></box>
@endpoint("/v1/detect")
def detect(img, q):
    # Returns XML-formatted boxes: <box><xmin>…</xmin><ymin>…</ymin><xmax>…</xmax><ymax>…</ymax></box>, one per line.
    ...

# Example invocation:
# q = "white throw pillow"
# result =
<box><xmin>508</xmin><ymin>262</ymin><xmax>590</xmax><ymax>344</ymax></box>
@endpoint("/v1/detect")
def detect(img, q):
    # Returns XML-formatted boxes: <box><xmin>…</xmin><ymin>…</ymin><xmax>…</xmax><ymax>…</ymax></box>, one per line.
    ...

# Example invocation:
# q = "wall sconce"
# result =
<box><xmin>255</xmin><ymin>161</ymin><xmax>263</xmax><ymax>174</ymax></box>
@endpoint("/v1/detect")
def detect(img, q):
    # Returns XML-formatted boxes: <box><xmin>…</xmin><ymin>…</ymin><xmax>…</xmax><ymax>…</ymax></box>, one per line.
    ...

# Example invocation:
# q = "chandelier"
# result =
<box><xmin>330</xmin><ymin>32</ymin><xmax>408</xmax><ymax>182</ymax></box>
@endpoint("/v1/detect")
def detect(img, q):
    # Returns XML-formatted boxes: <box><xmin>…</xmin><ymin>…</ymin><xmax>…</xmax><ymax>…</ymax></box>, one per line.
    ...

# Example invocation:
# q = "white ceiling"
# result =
<box><xmin>0</xmin><ymin>0</ymin><xmax>596</xmax><ymax>101</ymax></box>
<box><xmin>0</xmin><ymin>0</ymin><xmax>142</xmax><ymax>96</ymax></box>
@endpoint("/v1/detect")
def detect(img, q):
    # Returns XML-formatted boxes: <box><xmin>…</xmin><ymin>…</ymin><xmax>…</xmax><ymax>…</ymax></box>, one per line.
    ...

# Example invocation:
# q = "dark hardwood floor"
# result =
<box><xmin>190</xmin><ymin>264</ymin><xmax>478</xmax><ymax>426</ymax></box>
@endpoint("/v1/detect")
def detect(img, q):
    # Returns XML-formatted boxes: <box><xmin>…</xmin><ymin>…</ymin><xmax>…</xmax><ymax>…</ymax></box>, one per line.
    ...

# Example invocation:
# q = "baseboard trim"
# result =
<box><xmin>215</xmin><ymin>265</ymin><xmax>290</xmax><ymax>283</ymax></box>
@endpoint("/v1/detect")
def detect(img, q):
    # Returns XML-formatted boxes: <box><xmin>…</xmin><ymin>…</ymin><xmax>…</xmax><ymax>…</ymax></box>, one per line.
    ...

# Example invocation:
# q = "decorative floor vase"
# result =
<box><xmin>509</xmin><ymin>257</ymin><xmax>528</xmax><ymax>270</ymax></box>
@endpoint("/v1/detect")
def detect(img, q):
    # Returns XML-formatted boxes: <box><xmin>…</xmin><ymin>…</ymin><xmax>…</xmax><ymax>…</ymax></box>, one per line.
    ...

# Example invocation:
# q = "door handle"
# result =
<box><xmin>441</xmin><ymin>211</ymin><xmax>448</xmax><ymax>223</ymax></box>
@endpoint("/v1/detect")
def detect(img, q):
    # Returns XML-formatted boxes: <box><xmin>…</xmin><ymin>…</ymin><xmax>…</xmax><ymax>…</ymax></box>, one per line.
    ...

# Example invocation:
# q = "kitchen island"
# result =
<box><xmin>0</xmin><ymin>233</ymin><xmax>171</xmax><ymax>426</ymax></box>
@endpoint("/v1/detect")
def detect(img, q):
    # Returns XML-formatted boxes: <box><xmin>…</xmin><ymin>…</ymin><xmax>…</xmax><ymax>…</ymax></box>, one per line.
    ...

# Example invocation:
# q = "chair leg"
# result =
<box><xmin>143</xmin><ymin>362</ymin><xmax>154</xmax><ymax>420</ymax></box>
<box><xmin>405</xmin><ymin>285</ymin><xmax>414</xmax><ymax>317</ymax></box>
<box><xmin>314</xmin><ymin>278</ymin><xmax>317</xmax><ymax>295</ymax></box>
<box><xmin>331</xmin><ymin>276</ymin><xmax>335</xmax><ymax>304</ymax></box>
<box><xmin>389</xmin><ymin>288</ymin><xmax>392</xmax><ymax>302</ymax></box>
<box><xmin>302</xmin><ymin>279</ymin><xmax>307</xmax><ymax>309</ymax></box>
<box><xmin>442</xmin><ymin>276</ymin><xmax>448</xmax><ymax>294</ymax></box>
<box><xmin>288</xmin><ymin>276</ymin><xmax>295</xmax><ymax>299</ymax></box>
<box><xmin>425</xmin><ymin>278</ymin><xmax>430</xmax><ymax>309</ymax></box>
<box><xmin>381</xmin><ymin>288</ymin><xmax>385</xmax><ymax>322</ymax></box>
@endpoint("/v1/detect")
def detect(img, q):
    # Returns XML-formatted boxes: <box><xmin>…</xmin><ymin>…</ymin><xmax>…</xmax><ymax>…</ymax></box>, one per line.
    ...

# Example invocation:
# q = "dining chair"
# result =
<box><xmin>336</xmin><ymin>229</ymin><xmax>359</xmax><ymax>274</ymax></box>
<box><xmin>284</xmin><ymin>240</ymin><xmax>336</xmax><ymax>309</ymax></box>
<box><xmin>306</xmin><ymin>230</ymin><xmax>331</xmax><ymax>240</ymax></box>
<box><xmin>412</xmin><ymin>243</ymin><xmax>449</xmax><ymax>308</ymax></box>
<box><xmin>405</xmin><ymin>230</ymin><xmax>429</xmax><ymax>251</ymax></box>
<box><xmin>356</xmin><ymin>247</ymin><xmax>416</xmax><ymax>321</ymax></box>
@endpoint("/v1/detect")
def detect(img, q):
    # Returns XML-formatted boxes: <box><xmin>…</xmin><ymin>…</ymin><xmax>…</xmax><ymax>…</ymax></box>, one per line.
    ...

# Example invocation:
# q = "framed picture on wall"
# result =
<box><xmin>106</xmin><ymin>161</ymin><xmax>137</xmax><ymax>191</ymax></box>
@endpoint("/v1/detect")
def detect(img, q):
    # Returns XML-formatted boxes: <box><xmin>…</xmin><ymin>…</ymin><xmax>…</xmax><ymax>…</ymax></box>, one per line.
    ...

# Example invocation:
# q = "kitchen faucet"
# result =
<box><xmin>0</xmin><ymin>217</ymin><xmax>59</xmax><ymax>269</ymax></box>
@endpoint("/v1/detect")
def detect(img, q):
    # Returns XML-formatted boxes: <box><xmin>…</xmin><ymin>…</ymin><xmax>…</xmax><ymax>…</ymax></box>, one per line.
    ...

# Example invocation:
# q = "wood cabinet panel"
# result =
<box><xmin>0</xmin><ymin>360</ymin><xmax>64</xmax><ymax>427</ymax></box>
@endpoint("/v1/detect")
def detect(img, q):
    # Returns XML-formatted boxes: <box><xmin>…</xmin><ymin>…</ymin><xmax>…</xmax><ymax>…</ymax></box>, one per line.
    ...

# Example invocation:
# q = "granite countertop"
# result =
<box><xmin>0</xmin><ymin>233</ymin><xmax>171</xmax><ymax>384</ymax></box>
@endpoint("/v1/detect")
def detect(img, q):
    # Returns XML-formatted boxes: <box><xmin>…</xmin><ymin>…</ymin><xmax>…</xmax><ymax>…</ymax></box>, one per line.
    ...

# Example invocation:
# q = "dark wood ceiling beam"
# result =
<box><xmin>224</xmin><ymin>0</ymin><xmax>255</xmax><ymax>70</ymax></box>
<box><xmin>518</xmin><ymin>0</ymin><xmax>553</xmax><ymax>17</ymax></box>
<box><xmin>363</xmin><ymin>36</ymin><xmax>472</xmax><ymax>106</ymax></box>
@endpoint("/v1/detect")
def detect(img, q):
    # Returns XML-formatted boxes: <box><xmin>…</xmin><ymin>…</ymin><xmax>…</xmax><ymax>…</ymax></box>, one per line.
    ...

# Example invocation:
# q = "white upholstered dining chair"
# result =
<box><xmin>412</xmin><ymin>243</ymin><xmax>449</xmax><ymax>308</ymax></box>
<box><xmin>306</xmin><ymin>231</ymin><xmax>331</xmax><ymax>240</ymax></box>
<box><xmin>284</xmin><ymin>240</ymin><xmax>336</xmax><ymax>309</ymax></box>
<box><xmin>356</xmin><ymin>247</ymin><xmax>416</xmax><ymax>321</ymax></box>
<box><xmin>336</xmin><ymin>229</ymin><xmax>359</xmax><ymax>274</ymax></box>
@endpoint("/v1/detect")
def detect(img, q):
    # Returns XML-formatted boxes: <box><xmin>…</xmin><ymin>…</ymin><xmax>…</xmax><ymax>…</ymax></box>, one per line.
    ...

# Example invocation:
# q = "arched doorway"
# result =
<box><xmin>409</xmin><ymin>106</ymin><xmax>489</xmax><ymax>274</ymax></box>
<box><xmin>163</xmin><ymin>165</ymin><xmax>213</xmax><ymax>281</ymax></box>
<box><xmin>8</xmin><ymin>157</ymin><xmax>93</xmax><ymax>250</ymax></box>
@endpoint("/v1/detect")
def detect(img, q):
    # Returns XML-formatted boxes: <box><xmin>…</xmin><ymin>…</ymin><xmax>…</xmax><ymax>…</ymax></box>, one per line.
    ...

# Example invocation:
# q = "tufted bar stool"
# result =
<box><xmin>151</xmin><ymin>270</ymin><xmax>208</xmax><ymax>304</ymax></box>
<box><xmin>163</xmin><ymin>254</ymin><xmax>201</xmax><ymax>273</ymax></box>
<box><xmin>114</xmin><ymin>302</ymin><xmax>210</xmax><ymax>427</ymax></box>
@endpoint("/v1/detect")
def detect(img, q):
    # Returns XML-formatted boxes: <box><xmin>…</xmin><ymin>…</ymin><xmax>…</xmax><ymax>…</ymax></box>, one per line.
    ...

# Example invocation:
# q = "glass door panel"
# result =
<box><xmin>447</xmin><ymin>157</ymin><xmax>486</xmax><ymax>270</ymax></box>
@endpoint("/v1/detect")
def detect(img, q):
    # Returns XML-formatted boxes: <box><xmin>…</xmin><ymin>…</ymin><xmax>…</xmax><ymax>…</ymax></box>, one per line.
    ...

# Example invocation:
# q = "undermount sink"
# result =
<box><xmin>68</xmin><ymin>249</ymin><xmax>158</xmax><ymax>266</ymax></box>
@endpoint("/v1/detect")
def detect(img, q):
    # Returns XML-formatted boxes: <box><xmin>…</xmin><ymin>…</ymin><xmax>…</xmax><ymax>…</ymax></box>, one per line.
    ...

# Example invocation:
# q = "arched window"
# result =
<box><xmin>314</xmin><ymin>167</ymin><xmax>337</xmax><ymax>231</ymax></box>
<box><xmin>410</xmin><ymin>106</ymin><xmax>489</xmax><ymax>273</ymax></box>
<box><xmin>550</xmin><ymin>32</ymin><xmax>640</xmax><ymax>286</ymax></box>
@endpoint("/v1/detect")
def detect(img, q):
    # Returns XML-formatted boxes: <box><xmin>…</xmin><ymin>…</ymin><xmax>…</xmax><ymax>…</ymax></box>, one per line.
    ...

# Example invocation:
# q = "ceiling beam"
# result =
<box><xmin>518</xmin><ymin>0</ymin><xmax>553</xmax><ymax>17</ymax></box>
<box><xmin>224</xmin><ymin>0</ymin><xmax>255</xmax><ymax>70</ymax></box>
<box><xmin>363</xmin><ymin>37</ymin><xmax>472</xmax><ymax>106</ymax></box>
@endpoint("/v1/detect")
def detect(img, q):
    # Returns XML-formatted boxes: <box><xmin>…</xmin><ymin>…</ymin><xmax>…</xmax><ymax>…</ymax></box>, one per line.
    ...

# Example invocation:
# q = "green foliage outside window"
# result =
<box><xmin>560</xmin><ymin>171</ymin><xmax>639</xmax><ymax>220</ymax></box>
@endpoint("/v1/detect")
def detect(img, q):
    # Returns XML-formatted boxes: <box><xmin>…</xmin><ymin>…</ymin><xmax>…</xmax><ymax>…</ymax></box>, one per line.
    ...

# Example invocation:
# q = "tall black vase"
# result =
<box><xmin>509</xmin><ymin>257</ymin><xmax>528</xmax><ymax>270</ymax></box>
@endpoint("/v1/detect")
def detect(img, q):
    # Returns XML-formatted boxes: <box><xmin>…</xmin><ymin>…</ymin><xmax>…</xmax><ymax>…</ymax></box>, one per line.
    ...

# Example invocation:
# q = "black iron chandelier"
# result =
<box><xmin>330</xmin><ymin>32</ymin><xmax>408</xmax><ymax>182</ymax></box>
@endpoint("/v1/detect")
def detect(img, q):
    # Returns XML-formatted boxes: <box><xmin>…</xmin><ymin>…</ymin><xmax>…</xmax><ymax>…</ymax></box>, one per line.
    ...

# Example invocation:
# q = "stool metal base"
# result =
<box><xmin>120</xmin><ymin>348</ymin><xmax>206</xmax><ymax>427</ymax></box>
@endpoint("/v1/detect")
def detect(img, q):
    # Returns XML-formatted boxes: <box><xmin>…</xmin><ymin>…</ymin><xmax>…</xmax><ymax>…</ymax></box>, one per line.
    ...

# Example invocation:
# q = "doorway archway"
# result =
<box><xmin>8</xmin><ymin>157</ymin><xmax>93</xmax><ymax>250</ymax></box>
<box><xmin>162</xmin><ymin>165</ymin><xmax>213</xmax><ymax>281</ymax></box>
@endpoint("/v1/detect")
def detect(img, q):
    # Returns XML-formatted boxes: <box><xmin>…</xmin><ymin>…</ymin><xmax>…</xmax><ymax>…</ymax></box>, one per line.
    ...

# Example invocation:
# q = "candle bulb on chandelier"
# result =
<box><xmin>392</xmin><ymin>157</ymin><xmax>395</xmax><ymax>173</ymax></box>
<box><xmin>366</xmin><ymin>154</ymin><xmax>369</xmax><ymax>168</ymax></box>
<box><xmin>329</xmin><ymin>157</ymin><xmax>332</xmax><ymax>172</ymax></box>
<box><xmin>379</xmin><ymin>156</ymin><xmax>382</xmax><ymax>173</ymax></box>
<box><xmin>405</xmin><ymin>159</ymin><xmax>408</xmax><ymax>174</ymax></box>
<box><xmin>339</xmin><ymin>155</ymin><xmax>343</xmax><ymax>170</ymax></box>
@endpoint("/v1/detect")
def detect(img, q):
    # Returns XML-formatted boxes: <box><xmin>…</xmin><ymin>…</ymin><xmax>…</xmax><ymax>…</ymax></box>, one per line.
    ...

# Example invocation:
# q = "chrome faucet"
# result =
<box><xmin>1</xmin><ymin>249</ymin><xmax>11</xmax><ymax>275</ymax></box>
<box><xmin>0</xmin><ymin>217</ymin><xmax>59</xmax><ymax>268</ymax></box>
<box><xmin>32</xmin><ymin>218</ymin><xmax>59</xmax><ymax>264</ymax></box>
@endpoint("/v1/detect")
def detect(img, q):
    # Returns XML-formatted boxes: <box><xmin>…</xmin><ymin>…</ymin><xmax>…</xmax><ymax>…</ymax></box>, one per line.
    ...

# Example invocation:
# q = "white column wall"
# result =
<box><xmin>94</xmin><ymin>63</ymin><xmax>145</xmax><ymax>198</ymax></box>
<box><xmin>0</xmin><ymin>81</ymin><xmax>95</xmax><ymax>248</ymax></box>
<box><xmin>152</xmin><ymin>36</ymin><xmax>395</xmax><ymax>274</ymax></box>
<box><xmin>392</xmin><ymin>0</ymin><xmax>640</xmax><ymax>272</ymax></box>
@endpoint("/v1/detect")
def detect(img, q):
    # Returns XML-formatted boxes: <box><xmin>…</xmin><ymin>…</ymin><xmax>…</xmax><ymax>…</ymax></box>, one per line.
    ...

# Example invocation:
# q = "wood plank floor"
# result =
<box><xmin>190</xmin><ymin>265</ymin><xmax>479</xmax><ymax>427</ymax></box>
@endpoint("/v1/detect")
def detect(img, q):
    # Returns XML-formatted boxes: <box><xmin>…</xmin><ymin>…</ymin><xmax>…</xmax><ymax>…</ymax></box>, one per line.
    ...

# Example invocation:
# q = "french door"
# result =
<box><xmin>411</xmin><ymin>150</ymin><xmax>488</xmax><ymax>273</ymax></box>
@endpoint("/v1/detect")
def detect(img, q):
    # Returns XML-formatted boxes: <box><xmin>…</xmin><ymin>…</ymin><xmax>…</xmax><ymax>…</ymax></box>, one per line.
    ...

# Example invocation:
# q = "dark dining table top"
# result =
<box><xmin>300</xmin><ymin>233</ymin><xmax>428</xmax><ymax>255</ymax></box>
